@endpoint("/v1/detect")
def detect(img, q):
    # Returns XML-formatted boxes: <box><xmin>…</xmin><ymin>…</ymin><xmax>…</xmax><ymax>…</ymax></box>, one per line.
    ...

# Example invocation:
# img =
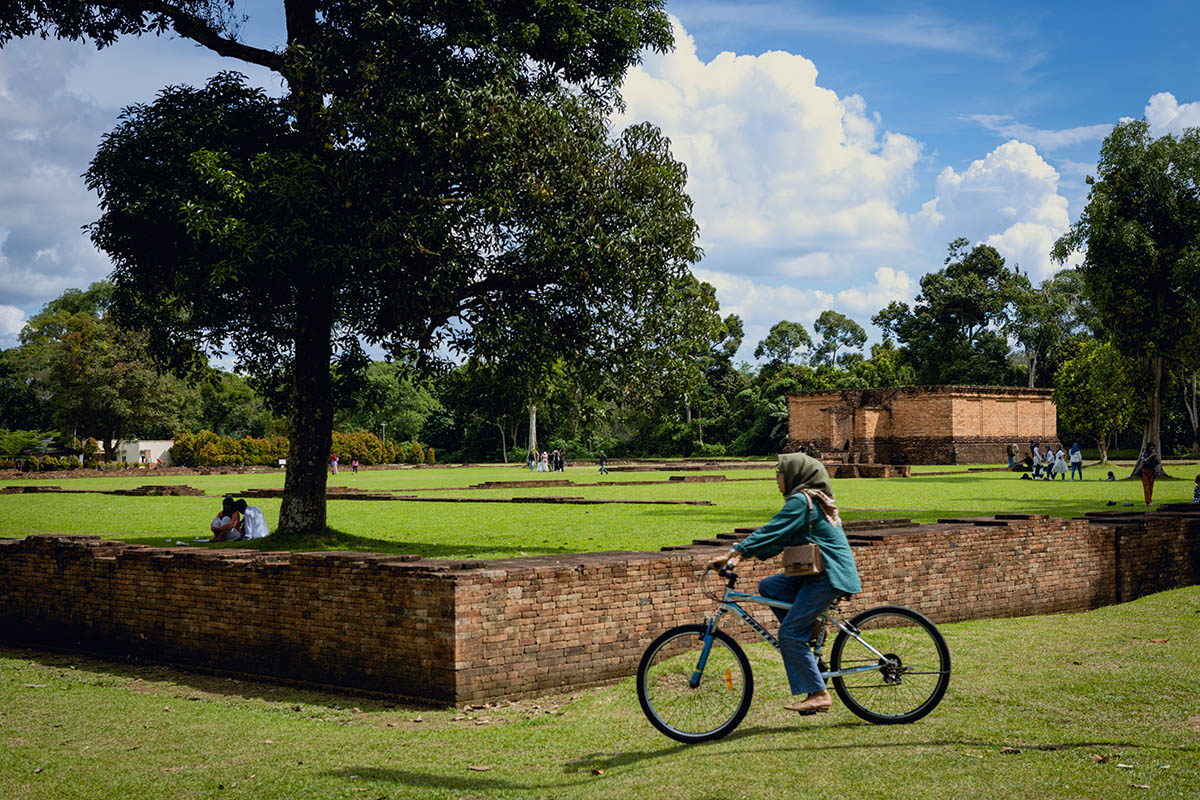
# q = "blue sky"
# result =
<box><xmin>2</xmin><ymin>1</ymin><xmax>1199</xmax><ymax>358</ymax></box>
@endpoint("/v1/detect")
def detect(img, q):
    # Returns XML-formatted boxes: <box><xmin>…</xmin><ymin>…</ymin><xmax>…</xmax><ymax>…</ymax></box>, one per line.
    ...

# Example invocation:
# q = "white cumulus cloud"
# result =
<box><xmin>611</xmin><ymin>17</ymin><xmax>1087</xmax><ymax>350</ymax></box>
<box><xmin>0</xmin><ymin>39</ymin><xmax>116</xmax><ymax>310</ymax></box>
<box><xmin>1144</xmin><ymin>92</ymin><xmax>1200</xmax><ymax>136</ymax></box>
<box><xmin>0</xmin><ymin>303</ymin><xmax>26</xmax><ymax>337</ymax></box>
<box><xmin>915</xmin><ymin>140</ymin><xmax>1070</xmax><ymax>280</ymax></box>
<box><xmin>615</xmin><ymin>17</ymin><xmax>920</xmax><ymax>285</ymax></box>
<box><xmin>613</xmin><ymin>16</ymin><xmax>930</xmax><ymax>350</ymax></box>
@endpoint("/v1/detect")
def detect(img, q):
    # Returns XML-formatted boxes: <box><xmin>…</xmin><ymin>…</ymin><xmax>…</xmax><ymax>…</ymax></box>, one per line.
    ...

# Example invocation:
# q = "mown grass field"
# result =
<box><xmin>2</xmin><ymin>586</ymin><xmax>1197</xmax><ymax>799</ymax></box>
<box><xmin>1</xmin><ymin>462</ymin><xmax>1197</xmax><ymax>559</ymax></box>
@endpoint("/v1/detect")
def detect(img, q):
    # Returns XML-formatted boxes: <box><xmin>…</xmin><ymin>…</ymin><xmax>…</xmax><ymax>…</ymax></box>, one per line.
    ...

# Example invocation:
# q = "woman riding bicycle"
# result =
<box><xmin>709</xmin><ymin>452</ymin><xmax>861</xmax><ymax>715</ymax></box>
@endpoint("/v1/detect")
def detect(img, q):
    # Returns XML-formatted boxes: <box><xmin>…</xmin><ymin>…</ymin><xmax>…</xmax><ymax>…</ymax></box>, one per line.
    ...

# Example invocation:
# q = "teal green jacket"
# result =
<box><xmin>733</xmin><ymin>494</ymin><xmax>862</xmax><ymax>596</ymax></box>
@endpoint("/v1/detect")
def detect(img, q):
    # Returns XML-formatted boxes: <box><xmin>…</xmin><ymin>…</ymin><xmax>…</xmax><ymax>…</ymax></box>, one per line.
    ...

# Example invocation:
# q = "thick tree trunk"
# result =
<box><xmin>528</xmin><ymin>402</ymin><xmax>538</xmax><ymax>454</ymax></box>
<box><xmin>1027</xmin><ymin>348</ymin><xmax>1037</xmax><ymax>389</ymax></box>
<box><xmin>1130</xmin><ymin>353</ymin><xmax>1168</xmax><ymax>478</ymax></box>
<box><xmin>276</xmin><ymin>1</ymin><xmax>332</xmax><ymax>536</ymax></box>
<box><xmin>1096</xmin><ymin>437</ymin><xmax>1108</xmax><ymax>464</ymax></box>
<box><xmin>278</xmin><ymin>285</ymin><xmax>333</xmax><ymax>535</ymax></box>
<box><xmin>1185</xmin><ymin>370</ymin><xmax>1199</xmax><ymax>455</ymax></box>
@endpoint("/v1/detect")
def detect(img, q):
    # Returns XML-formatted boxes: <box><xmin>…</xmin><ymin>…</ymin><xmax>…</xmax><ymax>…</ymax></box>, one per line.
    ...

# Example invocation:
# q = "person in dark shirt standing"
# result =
<box><xmin>1139</xmin><ymin>443</ymin><xmax>1161</xmax><ymax>505</ymax></box>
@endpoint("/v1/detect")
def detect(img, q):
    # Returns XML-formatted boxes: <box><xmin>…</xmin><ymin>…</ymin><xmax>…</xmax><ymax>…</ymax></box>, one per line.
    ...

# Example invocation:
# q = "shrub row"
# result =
<box><xmin>170</xmin><ymin>430</ymin><xmax>434</xmax><ymax>467</ymax></box>
<box><xmin>1</xmin><ymin>456</ymin><xmax>80</xmax><ymax>471</ymax></box>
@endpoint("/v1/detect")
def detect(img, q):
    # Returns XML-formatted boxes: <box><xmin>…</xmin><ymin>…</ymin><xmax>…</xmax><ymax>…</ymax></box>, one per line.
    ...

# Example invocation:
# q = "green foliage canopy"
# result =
<box><xmin>1052</xmin><ymin>339</ymin><xmax>1137</xmax><ymax>463</ymax></box>
<box><xmin>812</xmin><ymin>310</ymin><xmax>867</xmax><ymax>366</ymax></box>
<box><xmin>4</xmin><ymin>1</ymin><xmax>692</xmax><ymax>534</ymax></box>
<box><xmin>873</xmin><ymin>239</ymin><xmax>1024</xmax><ymax>386</ymax></box>
<box><xmin>753</xmin><ymin>320</ymin><xmax>813</xmax><ymax>368</ymax></box>
<box><xmin>1052</xmin><ymin>119</ymin><xmax>1200</xmax><ymax>457</ymax></box>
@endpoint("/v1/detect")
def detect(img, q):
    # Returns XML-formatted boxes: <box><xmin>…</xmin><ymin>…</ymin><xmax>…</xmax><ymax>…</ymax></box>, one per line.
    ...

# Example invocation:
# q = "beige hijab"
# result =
<box><xmin>778</xmin><ymin>452</ymin><xmax>842</xmax><ymax>528</ymax></box>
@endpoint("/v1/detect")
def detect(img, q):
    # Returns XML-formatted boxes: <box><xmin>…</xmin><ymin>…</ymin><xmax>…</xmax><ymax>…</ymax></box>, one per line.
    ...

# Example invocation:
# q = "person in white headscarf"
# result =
<box><xmin>1051</xmin><ymin>446</ymin><xmax>1069</xmax><ymax>480</ymax></box>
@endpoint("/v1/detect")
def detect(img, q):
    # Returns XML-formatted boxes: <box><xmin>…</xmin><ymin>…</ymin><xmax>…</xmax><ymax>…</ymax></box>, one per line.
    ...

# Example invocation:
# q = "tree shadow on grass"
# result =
<box><xmin>565</xmin><ymin>724</ymin><xmax>1154</xmax><ymax>774</ymax></box>
<box><xmin>116</xmin><ymin>527</ymin><xmax>581</xmax><ymax>559</ymax></box>
<box><xmin>322</xmin><ymin>766</ymin><xmax>589</xmax><ymax>796</ymax></box>
<box><xmin>1</xmin><ymin>644</ymin><xmax>433</xmax><ymax>713</ymax></box>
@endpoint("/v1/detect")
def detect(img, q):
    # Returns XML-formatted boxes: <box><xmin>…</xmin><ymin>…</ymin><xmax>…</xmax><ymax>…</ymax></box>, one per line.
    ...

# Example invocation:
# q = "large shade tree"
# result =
<box><xmin>873</xmin><ymin>238</ymin><xmax>1025</xmax><ymax>386</ymax></box>
<box><xmin>2</xmin><ymin>1</ymin><xmax>698</xmax><ymax>534</ymax></box>
<box><xmin>1010</xmin><ymin>269</ymin><xmax>1092</xmax><ymax>388</ymax></box>
<box><xmin>811</xmin><ymin>310</ymin><xmax>867</xmax><ymax>367</ymax></box>
<box><xmin>1052</xmin><ymin>120</ymin><xmax>1200</xmax><ymax>473</ymax></box>
<box><xmin>1052</xmin><ymin>339</ymin><xmax>1137</xmax><ymax>464</ymax></box>
<box><xmin>754</xmin><ymin>321</ymin><xmax>813</xmax><ymax>369</ymax></box>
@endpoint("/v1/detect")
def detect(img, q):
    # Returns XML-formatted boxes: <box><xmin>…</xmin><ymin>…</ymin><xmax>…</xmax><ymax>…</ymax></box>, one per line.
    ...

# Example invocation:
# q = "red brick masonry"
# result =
<box><xmin>1</xmin><ymin>507</ymin><xmax>1197</xmax><ymax>705</ymax></box>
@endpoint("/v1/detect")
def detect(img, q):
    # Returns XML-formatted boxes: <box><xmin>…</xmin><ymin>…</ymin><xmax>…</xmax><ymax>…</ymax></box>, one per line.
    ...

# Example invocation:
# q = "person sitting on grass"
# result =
<box><xmin>1103</xmin><ymin>471</ymin><xmax>1117</xmax><ymax>481</ymax></box>
<box><xmin>235</xmin><ymin>499</ymin><xmax>270</xmax><ymax>539</ymax></box>
<box><xmin>209</xmin><ymin>496</ymin><xmax>242</xmax><ymax>541</ymax></box>
<box><xmin>1193</xmin><ymin>473</ymin><xmax>1200</xmax><ymax>504</ymax></box>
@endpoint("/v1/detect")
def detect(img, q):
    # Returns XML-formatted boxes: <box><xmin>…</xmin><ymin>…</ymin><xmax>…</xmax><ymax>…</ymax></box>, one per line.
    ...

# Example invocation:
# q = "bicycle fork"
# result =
<box><xmin>689</xmin><ymin>607</ymin><xmax>731</xmax><ymax>688</ymax></box>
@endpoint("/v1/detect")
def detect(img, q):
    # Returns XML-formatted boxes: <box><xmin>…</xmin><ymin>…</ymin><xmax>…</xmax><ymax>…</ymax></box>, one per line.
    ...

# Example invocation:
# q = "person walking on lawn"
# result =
<box><xmin>1139</xmin><ymin>443</ymin><xmax>1161</xmax><ymax>505</ymax></box>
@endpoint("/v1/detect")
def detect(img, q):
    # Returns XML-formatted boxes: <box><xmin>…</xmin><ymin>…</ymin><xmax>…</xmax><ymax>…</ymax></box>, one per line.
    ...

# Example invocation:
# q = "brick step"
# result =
<box><xmin>843</xmin><ymin>518</ymin><xmax>915</xmax><ymax>530</ymax></box>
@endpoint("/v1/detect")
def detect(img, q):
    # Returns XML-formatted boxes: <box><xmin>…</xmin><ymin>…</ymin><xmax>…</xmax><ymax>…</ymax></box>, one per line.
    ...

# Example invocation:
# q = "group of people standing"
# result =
<box><xmin>1025</xmin><ymin>442</ymin><xmax>1084</xmax><ymax>480</ymax></box>
<box><xmin>529</xmin><ymin>448</ymin><xmax>566</xmax><ymax>472</ymax></box>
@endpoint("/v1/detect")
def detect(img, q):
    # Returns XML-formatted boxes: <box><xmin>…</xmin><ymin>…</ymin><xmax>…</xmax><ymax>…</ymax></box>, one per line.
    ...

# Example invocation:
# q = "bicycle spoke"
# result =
<box><xmin>637</xmin><ymin>626</ymin><xmax>753</xmax><ymax>742</ymax></box>
<box><xmin>830</xmin><ymin>607</ymin><xmax>951</xmax><ymax>724</ymax></box>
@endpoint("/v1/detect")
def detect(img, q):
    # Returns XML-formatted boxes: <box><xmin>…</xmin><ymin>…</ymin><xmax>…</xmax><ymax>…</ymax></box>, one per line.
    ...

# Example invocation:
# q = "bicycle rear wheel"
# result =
<box><xmin>830</xmin><ymin>606</ymin><xmax>950</xmax><ymax>724</ymax></box>
<box><xmin>636</xmin><ymin>624</ymin><xmax>753</xmax><ymax>743</ymax></box>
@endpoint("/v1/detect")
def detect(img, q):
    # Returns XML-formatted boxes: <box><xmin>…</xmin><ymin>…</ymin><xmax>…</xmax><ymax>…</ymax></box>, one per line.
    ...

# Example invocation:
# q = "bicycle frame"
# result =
<box><xmin>688</xmin><ymin>583</ymin><xmax>894</xmax><ymax>688</ymax></box>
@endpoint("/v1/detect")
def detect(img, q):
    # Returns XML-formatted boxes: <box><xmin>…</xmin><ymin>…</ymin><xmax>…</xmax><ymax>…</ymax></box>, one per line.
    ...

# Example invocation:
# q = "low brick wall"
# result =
<box><xmin>2</xmin><ymin>509</ymin><xmax>1198</xmax><ymax>705</ymax></box>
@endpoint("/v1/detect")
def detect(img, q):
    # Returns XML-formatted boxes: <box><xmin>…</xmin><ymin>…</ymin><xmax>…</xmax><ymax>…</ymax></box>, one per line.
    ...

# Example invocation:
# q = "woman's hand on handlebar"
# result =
<box><xmin>709</xmin><ymin>550</ymin><xmax>742</xmax><ymax>572</ymax></box>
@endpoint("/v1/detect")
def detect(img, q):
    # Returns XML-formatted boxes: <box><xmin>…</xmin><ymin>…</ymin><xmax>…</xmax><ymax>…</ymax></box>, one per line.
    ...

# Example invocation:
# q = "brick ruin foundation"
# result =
<box><xmin>1</xmin><ymin>507</ymin><xmax>1197</xmax><ymax>705</ymax></box>
<box><xmin>786</xmin><ymin>386</ymin><xmax>1059</xmax><ymax>465</ymax></box>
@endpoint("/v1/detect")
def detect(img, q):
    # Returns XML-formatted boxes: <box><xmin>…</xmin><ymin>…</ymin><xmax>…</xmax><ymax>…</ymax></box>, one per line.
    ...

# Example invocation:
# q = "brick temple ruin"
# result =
<box><xmin>786</xmin><ymin>386</ymin><xmax>1058</xmax><ymax>465</ymax></box>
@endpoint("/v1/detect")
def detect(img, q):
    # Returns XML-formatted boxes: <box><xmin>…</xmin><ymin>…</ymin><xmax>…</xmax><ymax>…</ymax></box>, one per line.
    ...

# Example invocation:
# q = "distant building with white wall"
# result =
<box><xmin>115</xmin><ymin>440</ymin><xmax>175</xmax><ymax>466</ymax></box>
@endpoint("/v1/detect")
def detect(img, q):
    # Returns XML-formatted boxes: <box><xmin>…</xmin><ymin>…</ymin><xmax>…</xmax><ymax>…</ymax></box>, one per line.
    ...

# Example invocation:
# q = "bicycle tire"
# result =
<box><xmin>830</xmin><ymin>605</ymin><xmax>950</xmax><ymax>724</ymax></box>
<box><xmin>637</xmin><ymin>624</ymin><xmax>753</xmax><ymax>743</ymax></box>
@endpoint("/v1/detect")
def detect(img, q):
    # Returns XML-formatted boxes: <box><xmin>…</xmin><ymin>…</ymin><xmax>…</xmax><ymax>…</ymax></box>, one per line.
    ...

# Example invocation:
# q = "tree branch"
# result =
<box><xmin>98</xmin><ymin>0</ymin><xmax>284</xmax><ymax>71</ymax></box>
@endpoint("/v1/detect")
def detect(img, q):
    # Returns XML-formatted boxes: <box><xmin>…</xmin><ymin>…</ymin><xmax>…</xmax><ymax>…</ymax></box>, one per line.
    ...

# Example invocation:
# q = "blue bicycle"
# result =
<box><xmin>636</xmin><ymin>567</ymin><xmax>951</xmax><ymax>743</ymax></box>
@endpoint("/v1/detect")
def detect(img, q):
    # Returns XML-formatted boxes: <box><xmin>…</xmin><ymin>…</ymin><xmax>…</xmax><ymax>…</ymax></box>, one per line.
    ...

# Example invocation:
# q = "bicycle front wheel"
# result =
<box><xmin>830</xmin><ymin>606</ymin><xmax>950</xmax><ymax>724</ymax></box>
<box><xmin>636</xmin><ymin>624</ymin><xmax>753</xmax><ymax>743</ymax></box>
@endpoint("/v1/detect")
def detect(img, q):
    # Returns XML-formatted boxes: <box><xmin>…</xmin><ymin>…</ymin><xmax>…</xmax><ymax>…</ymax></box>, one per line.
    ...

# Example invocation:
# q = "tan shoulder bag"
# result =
<box><xmin>780</xmin><ymin>493</ymin><xmax>824</xmax><ymax>577</ymax></box>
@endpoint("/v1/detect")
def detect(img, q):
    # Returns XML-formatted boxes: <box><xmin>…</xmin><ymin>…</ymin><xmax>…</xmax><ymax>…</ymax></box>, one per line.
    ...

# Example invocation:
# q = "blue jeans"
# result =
<box><xmin>758</xmin><ymin>572</ymin><xmax>838</xmax><ymax>695</ymax></box>
<box><xmin>1070</xmin><ymin>463</ymin><xmax>1082</xmax><ymax>480</ymax></box>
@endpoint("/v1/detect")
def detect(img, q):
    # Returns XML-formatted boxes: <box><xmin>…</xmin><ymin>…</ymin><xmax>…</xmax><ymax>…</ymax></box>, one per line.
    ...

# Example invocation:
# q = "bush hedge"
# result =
<box><xmin>170</xmin><ymin>430</ymin><xmax>434</xmax><ymax>467</ymax></box>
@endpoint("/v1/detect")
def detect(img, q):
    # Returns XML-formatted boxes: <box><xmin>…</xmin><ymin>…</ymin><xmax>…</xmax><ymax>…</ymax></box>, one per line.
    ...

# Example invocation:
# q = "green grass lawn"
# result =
<box><xmin>2</xmin><ymin>463</ymin><xmax>1198</xmax><ymax>558</ymax></box>
<box><xmin>2</xmin><ymin>586</ymin><xmax>1197</xmax><ymax>799</ymax></box>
